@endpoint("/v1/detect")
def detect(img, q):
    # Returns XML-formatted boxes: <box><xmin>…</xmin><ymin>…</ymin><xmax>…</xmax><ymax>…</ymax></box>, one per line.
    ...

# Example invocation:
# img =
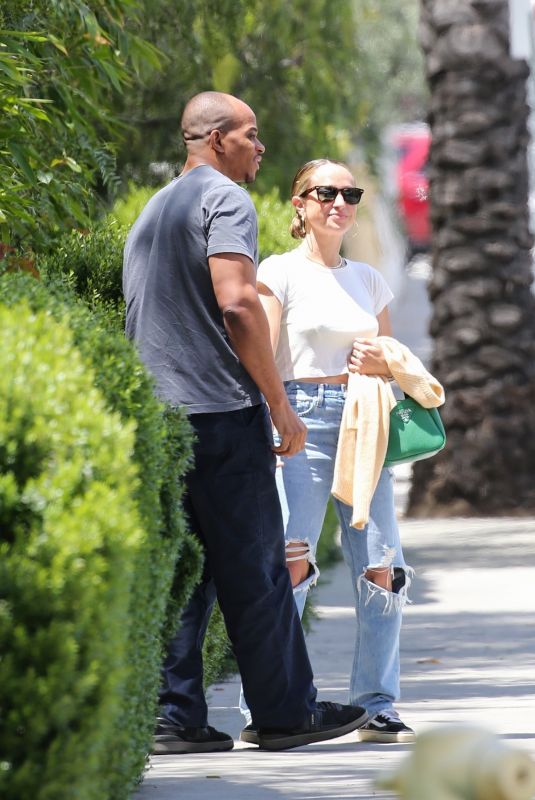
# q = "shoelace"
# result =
<box><xmin>374</xmin><ymin>709</ymin><xmax>401</xmax><ymax>724</ymax></box>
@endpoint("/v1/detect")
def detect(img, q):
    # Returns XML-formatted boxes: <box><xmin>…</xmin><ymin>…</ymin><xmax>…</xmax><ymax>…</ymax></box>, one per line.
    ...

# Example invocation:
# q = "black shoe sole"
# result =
<box><xmin>239</xmin><ymin>728</ymin><xmax>259</xmax><ymax>745</ymax></box>
<box><xmin>153</xmin><ymin>736</ymin><xmax>234</xmax><ymax>754</ymax></box>
<box><xmin>257</xmin><ymin>710</ymin><xmax>368</xmax><ymax>751</ymax></box>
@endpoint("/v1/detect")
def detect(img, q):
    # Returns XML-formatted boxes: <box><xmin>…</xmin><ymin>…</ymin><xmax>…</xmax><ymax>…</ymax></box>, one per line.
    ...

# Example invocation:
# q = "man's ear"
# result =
<box><xmin>209</xmin><ymin>129</ymin><xmax>225</xmax><ymax>154</ymax></box>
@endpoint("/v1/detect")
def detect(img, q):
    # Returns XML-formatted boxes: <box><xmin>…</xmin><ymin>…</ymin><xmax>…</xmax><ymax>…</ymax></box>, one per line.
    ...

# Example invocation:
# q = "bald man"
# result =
<box><xmin>123</xmin><ymin>92</ymin><xmax>367</xmax><ymax>753</ymax></box>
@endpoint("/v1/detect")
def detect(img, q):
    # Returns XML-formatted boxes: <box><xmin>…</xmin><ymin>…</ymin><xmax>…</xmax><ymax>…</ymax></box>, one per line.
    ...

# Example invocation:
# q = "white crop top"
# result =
<box><xmin>257</xmin><ymin>248</ymin><xmax>393</xmax><ymax>381</ymax></box>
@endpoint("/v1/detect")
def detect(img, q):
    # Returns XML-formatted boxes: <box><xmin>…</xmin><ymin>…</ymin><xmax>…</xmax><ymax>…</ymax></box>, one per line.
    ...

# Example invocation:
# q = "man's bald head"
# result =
<box><xmin>181</xmin><ymin>92</ymin><xmax>248</xmax><ymax>143</ymax></box>
<box><xmin>179</xmin><ymin>91</ymin><xmax>263</xmax><ymax>183</ymax></box>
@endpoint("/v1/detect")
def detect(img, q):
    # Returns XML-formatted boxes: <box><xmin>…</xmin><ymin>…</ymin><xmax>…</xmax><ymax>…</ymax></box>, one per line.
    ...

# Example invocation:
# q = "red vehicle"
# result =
<box><xmin>388</xmin><ymin>124</ymin><xmax>431</xmax><ymax>257</ymax></box>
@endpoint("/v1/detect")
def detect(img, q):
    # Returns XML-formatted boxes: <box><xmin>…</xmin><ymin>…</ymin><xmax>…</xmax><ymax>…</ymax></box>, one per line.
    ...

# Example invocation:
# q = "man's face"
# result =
<box><xmin>220</xmin><ymin>103</ymin><xmax>265</xmax><ymax>183</ymax></box>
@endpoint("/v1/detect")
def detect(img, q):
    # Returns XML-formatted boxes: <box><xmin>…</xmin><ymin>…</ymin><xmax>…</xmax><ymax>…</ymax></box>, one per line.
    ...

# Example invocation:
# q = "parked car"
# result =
<box><xmin>382</xmin><ymin>123</ymin><xmax>431</xmax><ymax>260</ymax></box>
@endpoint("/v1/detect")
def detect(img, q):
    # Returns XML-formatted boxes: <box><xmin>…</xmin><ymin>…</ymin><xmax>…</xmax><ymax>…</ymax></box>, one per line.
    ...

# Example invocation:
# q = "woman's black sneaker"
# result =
<box><xmin>357</xmin><ymin>710</ymin><xmax>415</xmax><ymax>743</ymax></box>
<box><xmin>257</xmin><ymin>701</ymin><xmax>368</xmax><ymax>751</ymax></box>
<box><xmin>153</xmin><ymin>717</ymin><xmax>234</xmax><ymax>754</ymax></box>
<box><xmin>239</xmin><ymin>723</ymin><xmax>259</xmax><ymax>745</ymax></box>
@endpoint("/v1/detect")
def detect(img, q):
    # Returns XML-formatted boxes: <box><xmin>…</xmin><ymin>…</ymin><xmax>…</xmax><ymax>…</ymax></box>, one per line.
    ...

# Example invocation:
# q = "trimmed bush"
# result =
<box><xmin>316</xmin><ymin>499</ymin><xmax>342</xmax><ymax>568</ymax></box>
<box><xmin>0</xmin><ymin>302</ymin><xmax>141</xmax><ymax>800</ymax></box>
<box><xmin>0</xmin><ymin>272</ymin><xmax>202</xmax><ymax>798</ymax></box>
<box><xmin>105</xmin><ymin>182</ymin><xmax>295</xmax><ymax>265</ymax></box>
<box><xmin>250</xmin><ymin>188</ymin><xmax>295</xmax><ymax>262</ymax></box>
<box><xmin>34</xmin><ymin>212</ymin><xmax>245</xmax><ymax>687</ymax></box>
<box><xmin>37</xmin><ymin>221</ymin><xmax>128</xmax><ymax>316</ymax></box>
<box><xmin>107</xmin><ymin>182</ymin><xmax>296</xmax><ymax>264</ymax></box>
<box><xmin>109</xmin><ymin>183</ymin><xmax>159</xmax><ymax>229</ymax></box>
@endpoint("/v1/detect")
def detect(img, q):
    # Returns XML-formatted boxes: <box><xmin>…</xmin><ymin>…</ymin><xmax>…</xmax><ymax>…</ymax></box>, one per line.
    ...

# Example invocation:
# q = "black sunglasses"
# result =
<box><xmin>300</xmin><ymin>185</ymin><xmax>364</xmax><ymax>205</ymax></box>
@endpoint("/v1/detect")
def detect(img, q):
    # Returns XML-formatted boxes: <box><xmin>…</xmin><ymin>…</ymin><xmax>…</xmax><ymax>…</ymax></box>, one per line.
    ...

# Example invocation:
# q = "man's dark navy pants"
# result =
<box><xmin>159</xmin><ymin>403</ymin><xmax>317</xmax><ymax>730</ymax></box>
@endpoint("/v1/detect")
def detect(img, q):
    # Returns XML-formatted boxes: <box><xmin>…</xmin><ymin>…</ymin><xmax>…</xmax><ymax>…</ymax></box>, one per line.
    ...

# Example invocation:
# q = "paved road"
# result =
<box><xmin>135</xmin><ymin>264</ymin><xmax>535</xmax><ymax>799</ymax></box>
<box><xmin>135</xmin><ymin>516</ymin><xmax>535</xmax><ymax>800</ymax></box>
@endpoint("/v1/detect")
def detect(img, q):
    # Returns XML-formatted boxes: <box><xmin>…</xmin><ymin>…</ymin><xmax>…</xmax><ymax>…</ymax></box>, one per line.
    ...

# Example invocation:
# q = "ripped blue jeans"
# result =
<box><xmin>239</xmin><ymin>381</ymin><xmax>411</xmax><ymax>722</ymax></box>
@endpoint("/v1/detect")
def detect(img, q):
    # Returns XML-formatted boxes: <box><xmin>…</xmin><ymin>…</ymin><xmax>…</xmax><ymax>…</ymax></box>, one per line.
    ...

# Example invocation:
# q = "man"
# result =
<box><xmin>123</xmin><ymin>91</ymin><xmax>368</xmax><ymax>752</ymax></box>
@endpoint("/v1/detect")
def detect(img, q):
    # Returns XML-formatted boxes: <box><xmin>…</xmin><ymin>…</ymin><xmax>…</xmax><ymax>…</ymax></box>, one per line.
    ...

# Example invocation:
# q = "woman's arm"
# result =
<box><xmin>209</xmin><ymin>254</ymin><xmax>306</xmax><ymax>456</ymax></box>
<box><xmin>377</xmin><ymin>305</ymin><xmax>393</xmax><ymax>337</ymax></box>
<box><xmin>349</xmin><ymin>306</ymin><xmax>392</xmax><ymax>376</ymax></box>
<box><xmin>257</xmin><ymin>281</ymin><xmax>283</xmax><ymax>354</ymax></box>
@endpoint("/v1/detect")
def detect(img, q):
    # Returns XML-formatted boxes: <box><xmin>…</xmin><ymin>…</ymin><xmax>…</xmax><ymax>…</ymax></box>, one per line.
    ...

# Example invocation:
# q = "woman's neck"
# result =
<box><xmin>301</xmin><ymin>235</ymin><xmax>343</xmax><ymax>268</ymax></box>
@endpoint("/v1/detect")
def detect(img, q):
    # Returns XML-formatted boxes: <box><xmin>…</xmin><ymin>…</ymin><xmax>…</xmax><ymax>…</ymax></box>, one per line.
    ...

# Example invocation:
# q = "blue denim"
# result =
<box><xmin>239</xmin><ymin>382</ymin><xmax>411</xmax><ymax>721</ymax></box>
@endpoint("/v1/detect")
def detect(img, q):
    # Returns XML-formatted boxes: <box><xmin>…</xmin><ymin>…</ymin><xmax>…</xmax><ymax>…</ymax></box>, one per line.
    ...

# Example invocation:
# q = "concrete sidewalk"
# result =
<box><xmin>134</xmin><ymin>511</ymin><xmax>535</xmax><ymax>800</ymax></box>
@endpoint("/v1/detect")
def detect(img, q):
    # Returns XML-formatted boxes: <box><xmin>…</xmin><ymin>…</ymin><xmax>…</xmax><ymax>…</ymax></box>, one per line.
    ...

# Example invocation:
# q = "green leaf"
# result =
<box><xmin>98</xmin><ymin>58</ymin><xmax>124</xmax><ymax>93</ymax></box>
<box><xmin>0</xmin><ymin>30</ymin><xmax>48</xmax><ymax>42</ymax></box>
<box><xmin>79</xmin><ymin>9</ymin><xmax>100</xmax><ymax>39</ymax></box>
<box><xmin>63</xmin><ymin>157</ymin><xmax>83</xmax><ymax>174</ymax></box>
<box><xmin>7</xmin><ymin>141</ymin><xmax>36</xmax><ymax>184</ymax></box>
<box><xmin>0</xmin><ymin>57</ymin><xmax>23</xmax><ymax>81</ymax></box>
<box><xmin>37</xmin><ymin>171</ymin><xmax>53</xmax><ymax>184</ymax></box>
<box><xmin>48</xmin><ymin>34</ymin><xmax>69</xmax><ymax>56</ymax></box>
<box><xmin>49</xmin><ymin>157</ymin><xmax>82</xmax><ymax>174</ymax></box>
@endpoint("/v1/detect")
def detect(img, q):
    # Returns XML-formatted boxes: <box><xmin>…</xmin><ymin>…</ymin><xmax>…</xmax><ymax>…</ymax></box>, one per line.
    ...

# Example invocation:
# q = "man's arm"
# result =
<box><xmin>209</xmin><ymin>252</ymin><xmax>306</xmax><ymax>456</ymax></box>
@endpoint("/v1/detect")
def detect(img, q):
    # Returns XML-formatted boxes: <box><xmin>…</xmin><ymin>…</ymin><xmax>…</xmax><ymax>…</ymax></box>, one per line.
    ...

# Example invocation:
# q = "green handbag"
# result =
<box><xmin>384</xmin><ymin>396</ymin><xmax>446</xmax><ymax>468</ymax></box>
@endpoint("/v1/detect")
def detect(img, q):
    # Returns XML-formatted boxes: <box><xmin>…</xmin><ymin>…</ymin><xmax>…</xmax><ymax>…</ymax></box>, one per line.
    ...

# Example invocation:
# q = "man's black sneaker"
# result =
<box><xmin>257</xmin><ymin>701</ymin><xmax>368</xmax><ymax>751</ymax></box>
<box><xmin>153</xmin><ymin>717</ymin><xmax>234</xmax><ymax>754</ymax></box>
<box><xmin>357</xmin><ymin>710</ymin><xmax>415</xmax><ymax>743</ymax></box>
<box><xmin>239</xmin><ymin>723</ymin><xmax>259</xmax><ymax>745</ymax></box>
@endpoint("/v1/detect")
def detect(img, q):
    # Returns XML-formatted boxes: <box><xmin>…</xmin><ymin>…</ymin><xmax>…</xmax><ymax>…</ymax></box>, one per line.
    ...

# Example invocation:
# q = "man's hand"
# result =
<box><xmin>349</xmin><ymin>338</ymin><xmax>391</xmax><ymax>376</ymax></box>
<box><xmin>269</xmin><ymin>399</ymin><xmax>307</xmax><ymax>457</ymax></box>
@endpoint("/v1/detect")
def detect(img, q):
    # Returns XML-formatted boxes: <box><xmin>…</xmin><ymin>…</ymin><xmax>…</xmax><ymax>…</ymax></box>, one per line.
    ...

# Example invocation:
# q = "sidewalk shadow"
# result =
<box><xmin>401</xmin><ymin>610</ymin><xmax>534</xmax><ymax>702</ymax></box>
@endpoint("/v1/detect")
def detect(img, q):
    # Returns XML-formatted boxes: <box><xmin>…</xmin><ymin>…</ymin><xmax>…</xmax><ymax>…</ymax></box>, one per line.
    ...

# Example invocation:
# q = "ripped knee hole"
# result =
<box><xmin>285</xmin><ymin>541</ymin><xmax>311</xmax><ymax>564</ymax></box>
<box><xmin>364</xmin><ymin>566</ymin><xmax>407</xmax><ymax>594</ymax></box>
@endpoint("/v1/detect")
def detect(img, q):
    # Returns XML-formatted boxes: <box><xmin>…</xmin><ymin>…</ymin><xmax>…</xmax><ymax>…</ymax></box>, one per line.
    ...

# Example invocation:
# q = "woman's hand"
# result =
<box><xmin>348</xmin><ymin>338</ymin><xmax>391</xmax><ymax>377</ymax></box>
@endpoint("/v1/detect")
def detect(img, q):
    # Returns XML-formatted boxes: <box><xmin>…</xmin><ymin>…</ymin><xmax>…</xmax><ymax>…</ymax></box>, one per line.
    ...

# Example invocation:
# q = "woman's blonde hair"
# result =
<box><xmin>289</xmin><ymin>158</ymin><xmax>350</xmax><ymax>239</ymax></box>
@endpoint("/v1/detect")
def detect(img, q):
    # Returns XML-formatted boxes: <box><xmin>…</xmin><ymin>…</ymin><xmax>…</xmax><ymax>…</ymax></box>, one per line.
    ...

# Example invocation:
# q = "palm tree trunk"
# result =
<box><xmin>408</xmin><ymin>0</ymin><xmax>535</xmax><ymax>516</ymax></box>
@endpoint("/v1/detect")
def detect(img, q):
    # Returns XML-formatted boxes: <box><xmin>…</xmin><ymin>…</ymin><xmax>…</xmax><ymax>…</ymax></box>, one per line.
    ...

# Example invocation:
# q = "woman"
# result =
<box><xmin>241</xmin><ymin>158</ymin><xmax>415</xmax><ymax>744</ymax></box>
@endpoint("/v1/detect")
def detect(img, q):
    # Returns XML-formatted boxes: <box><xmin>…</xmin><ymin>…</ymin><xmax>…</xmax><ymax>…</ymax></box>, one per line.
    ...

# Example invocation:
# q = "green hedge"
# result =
<box><xmin>316</xmin><ymin>499</ymin><xmax>342</xmax><ymax>568</ymax></box>
<box><xmin>33</xmin><ymin>196</ymin><xmax>294</xmax><ymax>690</ymax></box>
<box><xmin>106</xmin><ymin>182</ymin><xmax>295</xmax><ymax>262</ymax></box>
<box><xmin>35</xmin><ymin>218</ymin><xmax>235</xmax><ymax>681</ymax></box>
<box><xmin>0</xmin><ymin>272</ymin><xmax>202</xmax><ymax>799</ymax></box>
<box><xmin>252</xmin><ymin>187</ymin><xmax>295</xmax><ymax>261</ymax></box>
<box><xmin>108</xmin><ymin>183</ymin><xmax>161</xmax><ymax>229</ymax></box>
<box><xmin>37</xmin><ymin>221</ymin><xmax>128</xmax><ymax>318</ymax></box>
<box><xmin>0</xmin><ymin>302</ymin><xmax>142</xmax><ymax>800</ymax></box>
<box><xmin>35</xmin><ymin>184</ymin><xmax>295</xmax><ymax>319</ymax></box>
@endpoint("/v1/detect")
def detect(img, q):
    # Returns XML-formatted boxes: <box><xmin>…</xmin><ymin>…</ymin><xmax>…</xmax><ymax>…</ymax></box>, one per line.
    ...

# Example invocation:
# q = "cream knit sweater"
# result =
<box><xmin>331</xmin><ymin>336</ymin><xmax>445</xmax><ymax>530</ymax></box>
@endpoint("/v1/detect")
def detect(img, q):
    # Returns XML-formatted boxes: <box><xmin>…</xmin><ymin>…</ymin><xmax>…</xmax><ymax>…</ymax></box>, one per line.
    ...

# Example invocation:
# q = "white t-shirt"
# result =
<box><xmin>257</xmin><ymin>248</ymin><xmax>393</xmax><ymax>381</ymax></box>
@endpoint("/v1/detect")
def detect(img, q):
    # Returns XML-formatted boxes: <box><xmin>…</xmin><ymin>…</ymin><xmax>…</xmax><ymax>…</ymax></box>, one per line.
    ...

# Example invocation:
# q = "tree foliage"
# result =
<box><xmin>118</xmin><ymin>0</ymin><xmax>427</xmax><ymax>192</ymax></box>
<box><xmin>119</xmin><ymin>0</ymin><xmax>359</xmax><ymax>194</ymax></box>
<box><xmin>352</xmin><ymin>0</ymin><xmax>428</xmax><ymax>163</ymax></box>
<box><xmin>0</xmin><ymin>0</ymin><xmax>160</xmax><ymax>247</ymax></box>
<box><xmin>1</xmin><ymin>0</ymin><xmax>428</xmax><ymax>245</ymax></box>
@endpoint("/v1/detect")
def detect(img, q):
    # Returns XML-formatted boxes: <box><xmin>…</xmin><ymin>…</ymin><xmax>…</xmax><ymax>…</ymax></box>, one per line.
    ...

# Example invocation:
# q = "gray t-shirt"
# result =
<box><xmin>123</xmin><ymin>165</ymin><xmax>262</xmax><ymax>413</ymax></box>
